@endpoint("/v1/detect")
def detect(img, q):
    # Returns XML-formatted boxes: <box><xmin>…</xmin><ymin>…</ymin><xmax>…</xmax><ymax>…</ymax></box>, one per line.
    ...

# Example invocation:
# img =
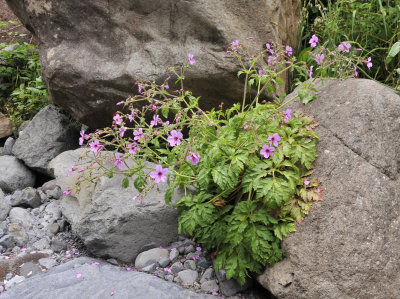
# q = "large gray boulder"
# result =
<box><xmin>48</xmin><ymin>148</ymin><xmax>183</xmax><ymax>263</ymax></box>
<box><xmin>6</xmin><ymin>0</ymin><xmax>300</xmax><ymax>128</ymax></box>
<box><xmin>258</xmin><ymin>79</ymin><xmax>400</xmax><ymax>298</ymax></box>
<box><xmin>0</xmin><ymin>155</ymin><xmax>36</xmax><ymax>193</ymax></box>
<box><xmin>0</xmin><ymin>257</ymin><xmax>214</xmax><ymax>299</ymax></box>
<box><xmin>12</xmin><ymin>105</ymin><xmax>80</xmax><ymax>175</ymax></box>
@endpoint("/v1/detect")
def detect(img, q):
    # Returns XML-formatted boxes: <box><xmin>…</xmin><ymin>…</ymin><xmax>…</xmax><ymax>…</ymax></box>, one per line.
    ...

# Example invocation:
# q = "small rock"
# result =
<box><xmin>45</xmin><ymin>186</ymin><xmax>62</xmax><ymax>200</ymax></box>
<box><xmin>178</xmin><ymin>269</ymin><xmax>198</xmax><ymax>285</ymax></box>
<box><xmin>141</xmin><ymin>263</ymin><xmax>157</xmax><ymax>273</ymax></box>
<box><xmin>5</xmin><ymin>275</ymin><xmax>25</xmax><ymax>290</ymax></box>
<box><xmin>106</xmin><ymin>258</ymin><xmax>119</xmax><ymax>266</ymax></box>
<box><xmin>9</xmin><ymin>187</ymin><xmax>41</xmax><ymax>208</ymax></box>
<box><xmin>165</xmin><ymin>274</ymin><xmax>174</xmax><ymax>282</ymax></box>
<box><xmin>0</xmin><ymin>235</ymin><xmax>16</xmax><ymax>249</ymax></box>
<box><xmin>184</xmin><ymin>245</ymin><xmax>195</xmax><ymax>254</ymax></box>
<box><xmin>198</xmin><ymin>257</ymin><xmax>212</xmax><ymax>269</ymax></box>
<box><xmin>31</xmin><ymin>208</ymin><xmax>40</xmax><ymax>217</ymax></box>
<box><xmin>215</xmin><ymin>267</ymin><xmax>253</xmax><ymax>297</ymax></box>
<box><xmin>3</xmin><ymin>137</ymin><xmax>15</xmax><ymax>155</ymax></box>
<box><xmin>135</xmin><ymin>248</ymin><xmax>168</xmax><ymax>269</ymax></box>
<box><xmin>201</xmin><ymin>280</ymin><xmax>219</xmax><ymax>293</ymax></box>
<box><xmin>8</xmin><ymin>223</ymin><xmax>28</xmax><ymax>247</ymax></box>
<box><xmin>186</xmin><ymin>251</ymin><xmax>201</xmax><ymax>260</ymax></box>
<box><xmin>200</xmin><ymin>267</ymin><xmax>214</xmax><ymax>283</ymax></box>
<box><xmin>0</xmin><ymin>189</ymin><xmax>11</xmax><ymax>221</ymax></box>
<box><xmin>50</xmin><ymin>239</ymin><xmax>67</xmax><ymax>252</ymax></box>
<box><xmin>19</xmin><ymin>262</ymin><xmax>41</xmax><ymax>278</ymax></box>
<box><xmin>169</xmin><ymin>248</ymin><xmax>179</xmax><ymax>262</ymax></box>
<box><xmin>9</xmin><ymin>207</ymin><xmax>34</xmax><ymax>230</ymax></box>
<box><xmin>41</xmin><ymin>180</ymin><xmax>58</xmax><ymax>193</ymax></box>
<box><xmin>0</xmin><ymin>156</ymin><xmax>36</xmax><ymax>193</ymax></box>
<box><xmin>5</xmin><ymin>273</ymin><xmax>13</xmax><ymax>280</ymax></box>
<box><xmin>38</xmin><ymin>257</ymin><xmax>57</xmax><ymax>269</ymax></box>
<box><xmin>158</xmin><ymin>257</ymin><xmax>170</xmax><ymax>268</ymax></box>
<box><xmin>178</xmin><ymin>246</ymin><xmax>185</xmax><ymax>254</ymax></box>
<box><xmin>32</xmin><ymin>238</ymin><xmax>50</xmax><ymax>250</ymax></box>
<box><xmin>170</xmin><ymin>261</ymin><xmax>185</xmax><ymax>274</ymax></box>
<box><xmin>184</xmin><ymin>260</ymin><xmax>197</xmax><ymax>270</ymax></box>
<box><xmin>48</xmin><ymin>223</ymin><xmax>60</xmax><ymax>234</ymax></box>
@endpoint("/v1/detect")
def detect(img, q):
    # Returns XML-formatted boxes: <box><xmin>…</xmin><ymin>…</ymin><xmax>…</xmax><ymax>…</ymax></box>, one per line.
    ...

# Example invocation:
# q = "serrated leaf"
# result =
<box><xmin>122</xmin><ymin>177</ymin><xmax>129</xmax><ymax>188</ymax></box>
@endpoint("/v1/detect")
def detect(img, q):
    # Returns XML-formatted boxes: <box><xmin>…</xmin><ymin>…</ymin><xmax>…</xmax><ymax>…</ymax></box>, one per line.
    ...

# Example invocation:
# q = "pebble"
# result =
<box><xmin>5</xmin><ymin>275</ymin><xmax>25</xmax><ymax>290</ymax></box>
<box><xmin>200</xmin><ymin>267</ymin><xmax>215</xmax><ymax>284</ymax></box>
<box><xmin>169</xmin><ymin>248</ymin><xmax>179</xmax><ymax>261</ymax></box>
<box><xmin>170</xmin><ymin>261</ymin><xmax>184</xmax><ymax>274</ymax></box>
<box><xmin>201</xmin><ymin>280</ymin><xmax>219</xmax><ymax>293</ymax></box>
<box><xmin>178</xmin><ymin>269</ymin><xmax>198</xmax><ymax>285</ymax></box>
<box><xmin>39</xmin><ymin>257</ymin><xmax>57</xmax><ymax>269</ymax></box>
<box><xmin>158</xmin><ymin>257</ymin><xmax>170</xmax><ymax>268</ymax></box>
<box><xmin>184</xmin><ymin>260</ymin><xmax>196</xmax><ymax>270</ymax></box>
<box><xmin>107</xmin><ymin>258</ymin><xmax>119</xmax><ymax>266</ymax></box>
<box><xmin>184</xmin><ymin>245</ymin><xmax>195</xmax><ymax>254</ymax></box>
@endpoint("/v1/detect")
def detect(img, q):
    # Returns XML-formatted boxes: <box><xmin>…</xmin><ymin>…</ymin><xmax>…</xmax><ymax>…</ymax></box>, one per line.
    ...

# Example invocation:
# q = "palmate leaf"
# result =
<box><xmin>280</xmin><ymin>197</ymin><xmax>313</xmax><ymax>222</ymax></box>
<box><xmin>211</xmin><ymin>164</ymin><xmax>239</xmax><ymax>190</ymax></box>
<box><xmin>273</xmin><ymin>222</ymin><xmax>296</xmax><ymax>240</ymax></box>
<box><xmin>289</xmin><ymin>139</ymin><xmax>317</xmax><ymax>169</ymax></box>
<box><xmin>257</xmin><ymin>176</ymin><xmax>296</xmax><ymax>207</ymax></box>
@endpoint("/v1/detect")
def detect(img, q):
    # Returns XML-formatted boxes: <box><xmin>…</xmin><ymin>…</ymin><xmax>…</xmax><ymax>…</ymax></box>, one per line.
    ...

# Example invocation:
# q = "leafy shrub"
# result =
<box><xmin>300</xmin><ymin>0</ymin><xmax>400</xmax><ymax>91</ymax></box>
<box><xmin>0</xmin><ymin>21</ymin><xmax>48</xmax><ymax>128</ymax></box>
<box><xmin>69</xmin><ymin>37</ymin><xmax>368</xmax><ymax>284</ymax></box>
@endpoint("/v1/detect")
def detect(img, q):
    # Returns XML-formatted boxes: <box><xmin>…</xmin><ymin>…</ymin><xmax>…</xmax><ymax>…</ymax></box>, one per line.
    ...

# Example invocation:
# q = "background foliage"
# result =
<box><xmin>299</xmin><ymin>0</ymin><xmax>400</xmax><ymax>91</ymax></box>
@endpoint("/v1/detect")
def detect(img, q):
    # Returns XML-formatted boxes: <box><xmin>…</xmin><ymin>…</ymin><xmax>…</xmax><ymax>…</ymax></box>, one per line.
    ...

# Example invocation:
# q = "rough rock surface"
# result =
<box><xmin>258</xmin><ymin>79</ymin><xmax>400</xmax><ymax>299</ymax></box>
<box><xmin>6</xmin><ymin>0</ymin><xmax>301</xmax><ymax>128</ymax></box>
<box><xmin>0</xmin><ymin>112</ymin><xmax>13</xmax><ymax>138</ymax></box>
<box><xmin>0</xmin><ymin>257</ymin><xmax>214</xmax><ymax>299</ymax></box>
<box><xmin>0</xmin><ymin>155</ymin><xmax>35</xmax><ymax>193</ymax></box>
<box><xmin>12</xmin><ymin>105</ymin><xmax>79</xmax><ymax>175</ymax></box>
<box><xmin>0</xmin><ymin>188</ymin><xmax>11</xmax><ymax>221</ymax></box>
<box><xmin>48</xmin><ymin>148</ymin><xmax>184</xmax><ymax>263</ymax></box>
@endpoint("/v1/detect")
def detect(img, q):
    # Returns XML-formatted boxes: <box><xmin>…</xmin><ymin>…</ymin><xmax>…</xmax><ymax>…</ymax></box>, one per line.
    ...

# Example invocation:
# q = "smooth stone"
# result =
<box><xmin>184</xmin><ymin>259</ymin><xmax>197</xmax><ymax>270</ymax></box>
<box><xmin>200</xmin><ymin>267</ymin><xmax>215</xmax><ymax>284</ymax></box>
<box><xmin>38</xmin><ymin>257</ymin><xmax>57</xmax><ymax>269</ymax></box>
<box><xmin>158</xmin><ymin>257</ymin><xmax>170</xmax><ymax>268</ymax></box>
<box><xmin>178</xmin><ymin>269</ymin><xmax>198</xmax><ymax>285</ymax></box>
<box><xmin>134</xmin><ymin>248</ymin><xmax>168</xmax><ymax>269</ymax></box>
<box><xmin>201</xmin><ymin>280</ymin><xmax>219</xmax><ymax>293</ymax></box>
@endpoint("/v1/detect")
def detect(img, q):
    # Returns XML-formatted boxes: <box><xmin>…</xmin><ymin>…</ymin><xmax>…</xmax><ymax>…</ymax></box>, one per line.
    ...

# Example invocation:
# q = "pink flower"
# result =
<box><xmin>119</xmin><ymin>126</ymin><xmax>127</xmax><ymax>137</ymax></box>
<box><xmin>76</xmin><ymin>273</ymin><xmax>82</xmax><ymax>278</ymax></box>
<box><xmin>186</xmin><ymin>152</ymin><xmax>201</xmax><ymax>165</ymax></box>
<box><xmin>91</xmin><ymin>262</ymin><xmax>100</xmax><ymax>266</ymax></box>
<box><xmin>138</xmin><ymin>85</ymin><xmax>143</xmax><ymax>94</ymax></box>
<box><xmin>128</xmin><ymin>143</ymin><xmax>139</xmax><ymax>155</ymax></box>
<box><xmin>243</xmin><ymin>125</ymin><xmax>249</xmax><ymax>130</ymax></box>
<box><xmin>285</xmin><ymin>45</ymin><xmax>293</xmax><ymax>56</ymax></box>
<box><xmin>150</xmin><ymin>165</ymin><xmax>169</xmax><ymax>184</ymax></box>
<box><xmin>79</xmin><ymin>130</ymin><xmax>85</xmax><ymax>146</ymax></box>
<box><xmin>114</xmin><ymin>153</ymin><xmax>123</xmax><ymax>170</ymax></box>
<box><xmin>151</xmin><ymin>104</ymin><xmax>157</xmax><ymax>110</ymax></box>
<box><xmin>309</xmin><ymin>34</ymin><xmax>318</xmax><ymax>47</ymax></box>
<box><xmin>110</xmin><ymin>291</ymin><xmax>114</xmax><ymax>296</ymax></box>
<box><xmin>260</xmin><ymin>144</ymin><xmax>275</xmax><ymax>158</ymax></box>
<box><xmin>315</xmin><ymin>53</ymin><xmax>324</xmax><ymax>65</ymax></box>
<box><xmin>354</xmin><ymin>65</ymin><xmax>358</xmax><ymax>78</ymax></box>
<box><xmin>366</xmin><ymin>57</ymin><xmax>372</xmax><ymax>69</ymax></box>
<box><xmin>126</xmin><ymin>267</ymin><xmax>132</xmax><ymax>271</ymax></box>
<box><xmin>150</xmin><ymin>115</ymin><xmax>159</xmax><ymax>127</ymax></box>
<box><xmin>132</xmin><ymin>196</ymin><xmax>137</xmax><ymax>201</ymax></box>
<box><xmin>338</xmin><ymin>41</ymin><xmax>351</xmax><ymax>53</ymax></box>
<box><xmin>231</xmin><ymin>40</ymin><xmax>239</xmax><ymax>51</ymax></box>
<box><xmin>309</xmin><ymin>65</ymin><xmax>314</xmax><ymax>79</ymax></box>
<box><xmin>165</xmin><ymin>83</ymin><xmax>169</xmax><ymax>89</ymax></box>
<box><xmin>268</xmin><ymin>56</ymin><xmax>277</xmax><ymax>65</ymax></box>
<box><xmin>164</xmin><ymin>267</ymin><xmax>172</xmax><ymax>274</ymax></box>
<box><xmin>188</xmin><ymin>53</ymin><xmax>196</xmax><ymax>65</ymax></box>
<box><xmin>196</xmin><ymin>247</ymin><xmax>202</xmax><ymax>251</ymax></box>
<box><xmin>212</xmin><ymin>291</ymin><xmax>218</xmax><ymax>296</ymax></box>
<box><xmin>89</xmin><ymin>140</ymin><xmax>103</xmax><ymax>153</ymax></box>
<box><xmin>164</xmin><ymin>121</ymin><xmax>170</xmax><ymax>127</ymax></box>
<box><xmin>167</xmin><ymin>130</ymin><xmax>183</xmax><ymax>147</ymax></box>
<box><xmin>113</xmin><ymin>114</ymin><xmax>123</xmax><ymax>125</ymax></box>
<box><xmin>304</xmin><ymin>180</ymin><xmax>310</xmax><ymax>186</ymax></box>
<box><xmin>134</xmin><ymin>128</ymin><xmax>145</xmax><ymax>142</ymax></box>
<box><xmin>268</xmin><ymin>133</ymin><xmax>281</xmax><ymax>147</ymax></box>
<box><xmin>128</xmin><ymin>110</ymin><xmax>135</xmax><ymax>122</ymax></box>
<box><xmin>68</xmin><ymin>164</ymin><xmax>74</xmax><ymax>176</ymax></box>
<box><xmin>21</xmin><ymin>248</ymin><xmax>26</xmax><ymax>252</ymax></box>
<box><xmin>266</xmin><ymin>43</ymin><xmax>274</xmax><ymax>54</ymax></box>
<box><xmin>116</xmin><ymin>101</ymin><xmax>123</xmax><ymax>106</ymax></box>
<box><xmin>284</xmin><ymin>109</ymin><xmax>292</xmax><ymax>123</ymax></box>
<box><xmin>63</xmin><ymin>189</ymin><xmax>70</xmax><ymax>195</ymax></box>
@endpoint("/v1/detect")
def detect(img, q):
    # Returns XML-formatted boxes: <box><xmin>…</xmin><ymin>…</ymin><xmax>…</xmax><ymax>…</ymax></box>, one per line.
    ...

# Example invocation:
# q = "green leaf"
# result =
<box><xmin>165</xmin><ymin>185</ymin><xmax>174</xmax><ymax>205</ymax></box>
<box><xmin>122</xmin><ymin>177</ymin><xmax>129</xmax><ymax>189</ymax></box>
<box><xmin>134</xmin><ymin>175</ymin><xmax>146</xmax><ymax>192</ymax></box>
<box><xmin>273</xmin><ymin>222</ymin><xmax>296</xmax><ymax>240</ymax></box>
<box><xmin>386</xmin><ymin>41</ymin><xmax>400</xmax><ymax>64</ymax></box>
<box><xmin>161</xmin><ymin>108</ymin><xmax>169</xmax><ymax>118</ymax></box>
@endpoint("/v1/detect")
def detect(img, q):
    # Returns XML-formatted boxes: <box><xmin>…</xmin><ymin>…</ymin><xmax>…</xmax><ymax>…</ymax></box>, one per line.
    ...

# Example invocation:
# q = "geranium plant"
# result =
<box><xmin>70</xmin><ymin>36</ymin><xmax>369</xmax><ymax>284</ymax></box>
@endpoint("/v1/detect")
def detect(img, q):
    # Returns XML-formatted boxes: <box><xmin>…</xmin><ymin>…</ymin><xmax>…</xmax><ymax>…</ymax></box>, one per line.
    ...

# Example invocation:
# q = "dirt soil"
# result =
<box><xmin>0</xmin><ymin>0</ymin><xmax>37</xmax><ymax>44</ymax></box>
